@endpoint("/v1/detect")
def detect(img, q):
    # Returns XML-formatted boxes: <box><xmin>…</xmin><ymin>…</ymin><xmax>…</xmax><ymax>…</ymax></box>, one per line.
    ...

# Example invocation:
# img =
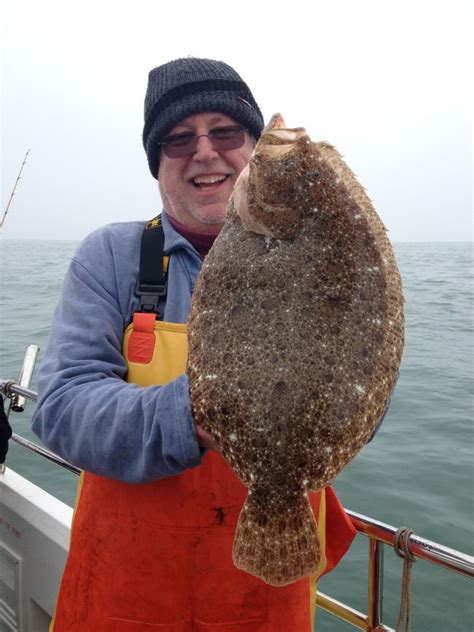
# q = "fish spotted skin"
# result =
<box><xmin>187</xmin><ymin>114</ymin><xmax>404</xmax><ymax>586</ymax></box>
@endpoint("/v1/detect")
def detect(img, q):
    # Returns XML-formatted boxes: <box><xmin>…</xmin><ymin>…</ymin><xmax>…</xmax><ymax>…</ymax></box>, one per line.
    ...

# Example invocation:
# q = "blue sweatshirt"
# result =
<box><xmin>31</xmin><ymin>213</ymin><xmax>205</xmax><ymax>483</ymax></box>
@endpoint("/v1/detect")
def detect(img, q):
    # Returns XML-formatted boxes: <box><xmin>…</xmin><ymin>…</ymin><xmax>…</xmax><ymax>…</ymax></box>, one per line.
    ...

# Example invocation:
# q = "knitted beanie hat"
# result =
<box><xmin>143</xmin><ymin>57</ymin><xmax>265</xmax><ymax>178</ymax></box>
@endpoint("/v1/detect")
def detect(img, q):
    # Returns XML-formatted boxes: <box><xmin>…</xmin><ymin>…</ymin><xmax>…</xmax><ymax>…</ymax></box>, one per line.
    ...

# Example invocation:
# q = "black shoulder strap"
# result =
<box><xmin>135</xmin><ymin>215</ymin><xmax>167</xmax><ymax>318</ymax></box>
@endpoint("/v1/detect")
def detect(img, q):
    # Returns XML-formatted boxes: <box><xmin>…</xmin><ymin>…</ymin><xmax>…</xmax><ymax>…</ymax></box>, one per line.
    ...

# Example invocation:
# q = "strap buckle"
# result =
<box><xmin>135</xmin><ymin>281</ymin><xmax>167</xmax><ymax>314</ymax></box>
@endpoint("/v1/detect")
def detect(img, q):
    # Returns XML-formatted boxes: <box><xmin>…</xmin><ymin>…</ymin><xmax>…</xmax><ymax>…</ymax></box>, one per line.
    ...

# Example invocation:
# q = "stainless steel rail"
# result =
<box><xmin>1</xmin><ymin>377</ymin><xmax>81</xmax><ymax>475</ymax></box>
<box><xmin>2</xmin><ymin>376</ymin><xmax>473</xmax><ymax>631</ymax></box>
<box><xmin>9</xmin><ymin>432</ymin><xmax>81</xmax><ymax>475</ymax></box>
<box><xmin>10</xmin><ymin>344</ymin><xmax>40</xmax><ymax>411</ymax></box>
<box><xmin>0</xmin><ymin>379</ymin><xmax>38</xmax><ymax>402</ymax></box>
<box><xmin>348</xmin><ymin>510</ymin><xmax>474</xmax><ymax>579</ymax></box>
<box><xmin>316</xmin><ymin>510</ymin><xmax>474</xmax><ymax>631</ymax></box>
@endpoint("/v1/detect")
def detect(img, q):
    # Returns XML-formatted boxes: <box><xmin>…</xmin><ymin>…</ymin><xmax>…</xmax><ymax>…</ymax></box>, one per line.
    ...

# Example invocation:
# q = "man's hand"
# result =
<box><xmin>195</xmin><ymin>425</ymin><xmax>219</xmax><ymax>451</ymax></box>
<box><xmin>0</xmin><ymin>396</ymin><xmax>13</xmax><ymax>465</ymax></box>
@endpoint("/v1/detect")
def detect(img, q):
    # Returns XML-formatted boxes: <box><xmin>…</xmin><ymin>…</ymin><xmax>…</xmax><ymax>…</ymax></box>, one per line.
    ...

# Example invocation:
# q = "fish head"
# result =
<box><xmin>231</xmin><ymin>114</ymin><xmax>320</xmax><ymax>239</ymax></box>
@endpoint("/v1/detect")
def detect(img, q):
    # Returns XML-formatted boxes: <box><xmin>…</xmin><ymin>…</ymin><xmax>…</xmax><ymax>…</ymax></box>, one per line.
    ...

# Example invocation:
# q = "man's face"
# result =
<box><xmin>158</xmin><ymin>112</ymin><xmax>254</xmax><ymax>235</ymax></box>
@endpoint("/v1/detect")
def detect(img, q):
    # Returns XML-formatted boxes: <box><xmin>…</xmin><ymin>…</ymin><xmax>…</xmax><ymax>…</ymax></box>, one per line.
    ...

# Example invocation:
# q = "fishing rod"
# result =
<box><xmin>0</xmin><ymin>149</ymin><xmax>31</xmax><ymax>229</ymax></box>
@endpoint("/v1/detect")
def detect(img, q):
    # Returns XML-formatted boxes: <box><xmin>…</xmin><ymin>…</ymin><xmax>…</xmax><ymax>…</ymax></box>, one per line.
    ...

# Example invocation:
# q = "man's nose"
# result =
<box><xmin>192</xmin><ymin>134</ymin><xmax>218</xmax><ymax>162</ymax></box>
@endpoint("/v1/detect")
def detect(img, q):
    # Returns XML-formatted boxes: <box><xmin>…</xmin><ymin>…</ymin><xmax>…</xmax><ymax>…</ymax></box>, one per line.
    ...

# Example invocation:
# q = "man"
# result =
<box><xmin>32</xmin><ymin>57</ymin><xmax>355</xmax><ymax>631</ymax></box>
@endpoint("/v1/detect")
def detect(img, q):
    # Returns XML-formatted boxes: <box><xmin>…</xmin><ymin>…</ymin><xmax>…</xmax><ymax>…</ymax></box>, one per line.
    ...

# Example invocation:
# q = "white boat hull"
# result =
<box><xmin>0</xmin><ymin>468</ymin><xmax>72</xmax><ymax>632</ymax></box>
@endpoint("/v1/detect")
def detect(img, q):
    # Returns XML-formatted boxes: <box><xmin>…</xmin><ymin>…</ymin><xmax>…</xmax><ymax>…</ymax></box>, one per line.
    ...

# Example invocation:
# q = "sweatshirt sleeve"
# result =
<box><xmin>31</xmin><ymin>240</ymin><xmax>203</xmax><ymax>483</ymax></box>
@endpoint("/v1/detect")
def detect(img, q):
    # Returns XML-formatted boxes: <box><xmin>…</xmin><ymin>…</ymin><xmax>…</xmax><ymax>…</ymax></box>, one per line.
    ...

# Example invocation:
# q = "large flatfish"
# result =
<box><xmin>187</xmin><ymin>114</ymin><xmax>404</xmax><ymax>586</ymax></box>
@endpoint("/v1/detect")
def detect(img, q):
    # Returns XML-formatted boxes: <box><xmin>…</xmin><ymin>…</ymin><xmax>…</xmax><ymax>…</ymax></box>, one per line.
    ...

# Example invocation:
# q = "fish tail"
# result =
<box><xmin>233</xmin><ymin>491</ymin><xmax>321</xmax><ymax>586</ymax></box>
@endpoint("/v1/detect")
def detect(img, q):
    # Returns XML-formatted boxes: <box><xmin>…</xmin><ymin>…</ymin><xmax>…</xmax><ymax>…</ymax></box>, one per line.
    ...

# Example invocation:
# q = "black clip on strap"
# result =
<box><xmin>135</xmin><ymin>281</ymin><xmax>167</xmax><ymax>314</ymax></box>
<box><xmin>136</xmin><ymin>216</ymin><xmax>167</xmax><ymax>317</ymax></box>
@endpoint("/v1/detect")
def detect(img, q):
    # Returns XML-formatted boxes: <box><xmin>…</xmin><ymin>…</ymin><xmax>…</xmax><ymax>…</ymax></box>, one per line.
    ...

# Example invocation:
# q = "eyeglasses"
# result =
<box><xmin>159</xmin><ymin>125</ymin><xmax>247</xmax><ymax>158</ymax></box>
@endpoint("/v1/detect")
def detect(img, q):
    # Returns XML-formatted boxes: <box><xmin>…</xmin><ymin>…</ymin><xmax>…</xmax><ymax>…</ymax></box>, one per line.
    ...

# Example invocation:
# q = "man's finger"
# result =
<box><xmin>195</xmin><ymin>425</ymin><xmax>218</xmax><ymax>451</ymax></box>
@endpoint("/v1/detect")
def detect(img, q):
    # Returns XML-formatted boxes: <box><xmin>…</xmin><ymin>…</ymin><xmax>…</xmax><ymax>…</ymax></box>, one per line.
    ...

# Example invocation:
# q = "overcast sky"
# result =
<box><xmin>1</xmin><ymin>0</ymin><xmax>472</xmax><ymax>242</ymax></box>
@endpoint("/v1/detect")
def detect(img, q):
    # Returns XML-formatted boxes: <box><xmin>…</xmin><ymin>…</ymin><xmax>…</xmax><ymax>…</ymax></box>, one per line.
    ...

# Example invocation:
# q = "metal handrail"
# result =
<box><xmin>2</xmin><ymin>376</ymin><xmax>473</xmax><ymax>631</ymax></box>
<box><xmin>348</xmin><ymin>510</ymin><xmax>474</xmax><ymax>579</ymax></box>
<box><xmin>1</xmin><ymin>380</ymin><xmax>38</xmax><ymax>402</ymax></box>
<box><xmin>1</xmin><ymin>377</ymin><xmax>81</xmax><ymax>475</ymax></box>
<box><xmin>9</xmin><ymin>432</ymin><xmax>81</xmax><ymax>475</ymax></box>
<box><xmin>316</xmin><ymin>509</ymin><xmax>474</xmax><ymax>631</ymax></box>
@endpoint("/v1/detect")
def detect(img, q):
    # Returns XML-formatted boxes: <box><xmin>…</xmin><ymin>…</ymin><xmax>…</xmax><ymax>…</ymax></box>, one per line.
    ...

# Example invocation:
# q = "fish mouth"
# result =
<box><xmin>257</xmin><ymin>114</ymin><xmax>308</xmax><ymax>157</ymax></box>
<box><xmin>189</xmin><ymin>174</ymin><xmax>230</xmax><ymax>192</ymax></box>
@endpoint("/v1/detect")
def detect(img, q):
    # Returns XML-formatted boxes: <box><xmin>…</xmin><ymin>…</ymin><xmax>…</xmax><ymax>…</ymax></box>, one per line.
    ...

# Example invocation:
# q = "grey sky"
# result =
<box><xmin>1</xmin><ymin>0</ymin><xmax>472</xmax><ymax>242</ymax></box>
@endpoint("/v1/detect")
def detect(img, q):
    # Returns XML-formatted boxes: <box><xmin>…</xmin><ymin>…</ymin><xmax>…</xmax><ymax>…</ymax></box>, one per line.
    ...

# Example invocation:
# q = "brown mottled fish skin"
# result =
<box><xmin>186</xmin><ymin>114</ymin><xmax>404</xmax><ymax>586</ymax></box>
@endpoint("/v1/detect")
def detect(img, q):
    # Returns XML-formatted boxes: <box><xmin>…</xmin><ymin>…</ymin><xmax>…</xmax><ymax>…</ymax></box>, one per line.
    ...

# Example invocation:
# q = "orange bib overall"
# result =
<box><xmin>50</xmin><ymin>316</ymin><xmax>355</xmax><ymax>631</ymax></box>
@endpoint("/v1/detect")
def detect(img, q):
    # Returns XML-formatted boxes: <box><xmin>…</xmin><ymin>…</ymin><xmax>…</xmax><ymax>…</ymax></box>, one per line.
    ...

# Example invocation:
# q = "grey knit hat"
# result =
<box><xmin>143</xmin><ymin>57</ymin><xmax>265</xmax><ymax>178</ymax></box>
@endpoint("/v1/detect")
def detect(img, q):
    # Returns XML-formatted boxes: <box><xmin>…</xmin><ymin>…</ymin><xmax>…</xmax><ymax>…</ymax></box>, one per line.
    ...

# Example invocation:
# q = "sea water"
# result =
<box><xmin>0</xmin><ymin>239</ymin><xmax>472</xmax><ymax>631</ymax></box>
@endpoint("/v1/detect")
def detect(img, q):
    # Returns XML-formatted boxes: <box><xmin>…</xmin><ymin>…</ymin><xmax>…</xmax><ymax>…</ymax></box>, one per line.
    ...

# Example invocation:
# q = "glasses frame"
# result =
<box><xmin>159</xmin><ymin>125</ymin><xmax>248</xmax><ymax>159</ymax></box>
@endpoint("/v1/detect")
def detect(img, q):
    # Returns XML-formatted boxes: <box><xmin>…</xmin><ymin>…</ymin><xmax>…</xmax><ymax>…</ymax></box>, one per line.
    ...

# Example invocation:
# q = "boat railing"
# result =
<box><xmin>1</xmin><ymin>348</ymin><xmax>473</xmax><ymax>632</ymax></box>
<box><xmin>316</xmin><ymin>509</ymin><xmax>473</xmax><ymax>631</ymax></box>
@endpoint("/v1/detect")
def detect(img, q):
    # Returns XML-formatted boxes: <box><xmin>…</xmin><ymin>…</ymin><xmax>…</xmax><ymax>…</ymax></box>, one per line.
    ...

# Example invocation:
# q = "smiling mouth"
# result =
<box><xmin>191</xmin><ymin>175</ymin><xmax>229</xmax><ymax>191</ymax></box>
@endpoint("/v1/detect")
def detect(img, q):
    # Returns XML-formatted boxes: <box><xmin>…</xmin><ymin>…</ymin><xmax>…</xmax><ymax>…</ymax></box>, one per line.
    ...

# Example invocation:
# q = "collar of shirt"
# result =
<box><xmin>161</xmin><ymin>211</ymin><xmax>217</xmax><ymax>258</ymax></box>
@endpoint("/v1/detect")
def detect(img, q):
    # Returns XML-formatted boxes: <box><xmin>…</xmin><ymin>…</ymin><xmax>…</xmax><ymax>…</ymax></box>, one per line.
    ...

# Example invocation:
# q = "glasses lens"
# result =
<box><xmin>161</xmin><ymin>132</ymin><xmax>196</xmax><ymax>158</ymax></box>
<box><xmin>209</xmin><ymin>126</ymin><xmax>245</xmax><ymax>150</ymax></box>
